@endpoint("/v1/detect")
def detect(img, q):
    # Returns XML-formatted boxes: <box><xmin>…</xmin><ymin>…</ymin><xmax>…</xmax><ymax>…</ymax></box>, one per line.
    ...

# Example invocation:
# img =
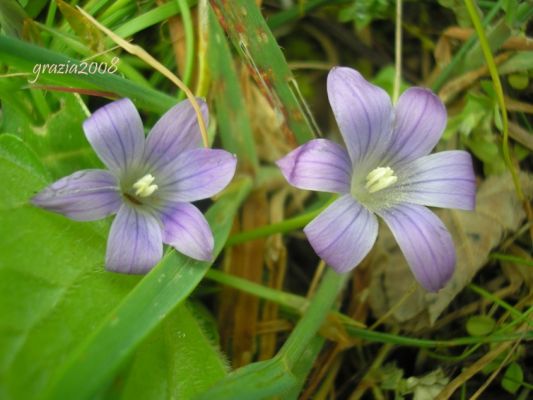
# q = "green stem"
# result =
<box><xmin>468</xmin><ymin>283</ymin><xmax>526</xmax><ymax>321</ymax></box>
<box><xmin>279</xmin><ymin>269</ymin><xmax>349</xmax><ymax>366</ymax></box>
<box><xmin>226</xmin><ymin>197</ymin><xmax>333</xmax><ymax>246</ymax></box>
<box><xmin>490</xmin><ymin>253</ymin><xmax>533</xmax><ymax>267</ymax></box>
<box><xmin>176</xmin><ymin>0</ymin><xmax>195</xmax><ymax>101</ymax></box>
<box><xmin>392</xmin><ymin>0</ymin><xmax>402</xmax><ymax>103</ymax></box>
<box><xmin>205</xmin><ymin>269</ymin><xmax>308</xmax><ymax>311</ymax></box>
<box><xmin>464</xmin><ymin>0</ymin><xmax>523</xmax><ymax>201</ymax></box>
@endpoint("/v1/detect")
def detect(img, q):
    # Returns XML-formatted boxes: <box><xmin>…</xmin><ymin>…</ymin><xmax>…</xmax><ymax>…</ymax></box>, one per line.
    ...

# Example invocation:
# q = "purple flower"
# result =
<box><xmin>32</xmin><ymin>98</ymin><xmax>237</xmax><ymax>273</ymax></box>
<box><xmin>277</xmin><ymin>67</ymin><xmax>476</xmax><ymax>292</ymax></box>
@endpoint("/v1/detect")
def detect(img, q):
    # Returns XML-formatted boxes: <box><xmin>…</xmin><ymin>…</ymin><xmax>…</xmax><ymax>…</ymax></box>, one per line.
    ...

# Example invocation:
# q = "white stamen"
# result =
<box><xmin>365</xmin><ymin>166</ymin><xmax>397</xmax><ymax>193</ymax></box>
<box><xmin>132</xmin><ymin>174</ymin><xmax>158</xmax><ymax>197</ymax></box>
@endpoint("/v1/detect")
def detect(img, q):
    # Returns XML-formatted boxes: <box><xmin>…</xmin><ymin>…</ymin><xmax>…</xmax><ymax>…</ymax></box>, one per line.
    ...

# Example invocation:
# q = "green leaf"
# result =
<box><xmin>466</xmin><ymin>315</ymin><xmax>496</xmax><ymax>337</ymax></box>
<box><xmin>0</xmin><ymin>35</ymin><xmax>176</xmax><ymax>114</ymax></box>
<box><xmin>2</xmin><ymin>90</ymin><xmax>100</xmax><ymax>178</ymax></box>
<box><xmin>42</xmin><ymin>177</ymin><xmax>252</xmax><ymax>400</ymax></box>
<box><xmin>501</xmin><ymin>362</ymin><xmax>523</xmax><ymax>394</ymax></box>
<box><xmin>119</xmin><ymin>302</ymin><xmax>228</xmax><ymax>400</ymax></box>
<box><xmin>0</xmin><ymin>134</ymin><xmax>139</xmax><ymax>400</ymax></box>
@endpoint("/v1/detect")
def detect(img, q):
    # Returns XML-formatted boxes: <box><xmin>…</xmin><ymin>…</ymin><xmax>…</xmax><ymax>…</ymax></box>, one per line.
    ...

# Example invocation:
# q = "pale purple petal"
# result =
<box><xmin>160</xmin><ymin>202</ymin><xmax>214</xmax><ymax>261</ymax></box>
<box><xmin>327</xmin><ymin>67</ymin><xmax>393</xmax><ymax>167</ymax></box>
<box><xmin>304</xmin><ymin>194</ymin><xmax>379</xmax><ymax>272</ymax></box>
<box><xmin>31</xmin><ymin>170</ymin><xmax>121</xmax><ymax>221</ymax></box>
<box><xmin>276</xmin><ymin>139</ymin><xmax>351</xmax><ymax>194</ymax></box>
<box><xmin>393</xmin><ymin>151</ymin><xmax>476</xmax><ymax>210</ymax></box>
<box><xmin>105</xmin><ymin>205</ymin><xmax>163</xmax><ymax>274</ymax></box>
<box><xmin>83</xmin><ymin>98</ymin><xmax>145</xmax><ymax>175</ymax></box>
<box><xmin>144</xmin><ymin>99</ymin><xmax>208</xmax><ymax>171</ymax></box>
<box><xmin>377</xmin><ymin>204</ymin><xmax>455</xmax><ymax>292</ymax></box>
<box><xmin>385</xmin><ymin>88</ymin><xmax>447</xmax><ymax>165</ymax></box>
<box><xmin>157</xmin><ymin>148</ymin><xmax>237</xmax><ymax>202</ymax></box>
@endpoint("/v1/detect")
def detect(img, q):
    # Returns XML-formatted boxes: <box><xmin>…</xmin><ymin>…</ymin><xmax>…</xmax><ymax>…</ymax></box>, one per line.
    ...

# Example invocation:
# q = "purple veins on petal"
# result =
<box><xmin>276</xmin><ymin>139</ymin><xmax>352</xmax><ymax>194</ymax></box>
<box><xmin>327</xmin><ymin>67</ymin><xmax>393</xmax><ymax>166</ymax></box>
<box><xmin>394</xmin><ymin>150</ymin><xmax>476</xmax><ymax>210</ymax></box>
<box><xmin>304</xmin><ymin>194</ymin><xmax>379</xmax><ymax>273</ymax></box>
<box><xmin>106</xmin><ymin>205</ymin><xmax>163</xmax><ymax>274</ymax></box>
<box><xmin>385</xmin><ymin>87</ymin><xmax>447</xmax><ymax>165</ymax></box>
<box><xmin>82</xmin><ymin>98</ymin><xmax>145</xmax><ymax>176</ymax></box>
<box><xmin>31</xmin><ymin>169</ymin><xmax>121</xmax><ymax>221</ymax></box>
<box><xmin>377</xmin><ymin>203</ymin><xmax>455</xmax><ymax>292</ymax></box>
<box><xmin>144</xmin><ymin>99</ymin><xmax>209</xmax><ymax>172</ymax></box>
<box><xmin>161</xmin><ymin>202</ymin><xmax>214</xmax><ymax>262</ymax></box>
<box><xmin>157</xmin><ymin>148</ymin><xmax>237</xmax><ymax>202</ymax></box>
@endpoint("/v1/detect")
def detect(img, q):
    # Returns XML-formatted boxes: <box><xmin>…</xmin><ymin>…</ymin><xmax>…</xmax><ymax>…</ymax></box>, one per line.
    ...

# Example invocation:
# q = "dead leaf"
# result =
<box><xmin>368</xmin><ymin>172</ymin><xmax>532</xmax><ymax>330</ymax></box>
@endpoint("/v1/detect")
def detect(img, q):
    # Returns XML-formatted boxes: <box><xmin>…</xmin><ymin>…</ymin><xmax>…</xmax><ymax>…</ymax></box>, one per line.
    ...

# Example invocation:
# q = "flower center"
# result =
<box><xmin>365</xmin><ymin>166</ymin><xmax>397</xmax><ymax>193</ymax></box>
<box><xmin>132</xmin><ymin>173</ymin><xmax>158</xmax><ymax>197</ymax></box>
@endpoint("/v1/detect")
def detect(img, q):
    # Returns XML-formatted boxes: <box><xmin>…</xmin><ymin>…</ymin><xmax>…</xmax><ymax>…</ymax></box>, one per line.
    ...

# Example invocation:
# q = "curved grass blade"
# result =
<box><xmin>0</xmin><ymin>35</ymin><xmax>176</xmax><ymax>113</ymax></box>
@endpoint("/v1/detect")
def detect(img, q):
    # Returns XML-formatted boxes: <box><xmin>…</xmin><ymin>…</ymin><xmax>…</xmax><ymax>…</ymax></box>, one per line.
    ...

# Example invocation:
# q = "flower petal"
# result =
<box><xmin>144</xmin><ymin>99</ymin><xmax>208</xmax><ymax>171</ymax></box>
<box><xmin>105</xmin><ymin>205</ymin><xmax>163</xmax><ymax>274</ymax></box>
<box><xmin>83</xmin><ymin>98</ymin><xmax>145</xmax><ymax>175</ymax></box>
<box><xmin>276</xmin><ymin>139</ymin><xmax>351</xmax><ymax>194</ymax></box>
<box><xmin>304</xmin><ymin>194</ymin><xmax>378</xmax><ymax>273</ymax></box>
<box><xmin>377</xmin><ymin>204</ymin><xmax>455</xmax><ymax>292</ymax></box>
<box><xmin>386</xmin><ymin>88</ymin><xmax>447</xmax><ymax>165</ymax></box>
<box><xmin>327</xmin><ymin>67</ymin><xmax>393</xmax><ymax>167</ymax></box>
<box><xmin>158</xmin><ymin>148</ymin><xmax>237</xmax><ymax>202</ymax></box>
<box><xmin>160</xmin><ymin>202</ymin><xmax>214</xmax><ymax>261</ymax></box>
<box><xmin>31</xmin><ymin>169</ymin><xmax>121</xmax><ymax>221</ymax></box>
<box><xmin>393</xmin><ymin>151</ymin><xmax>476</xmax><ymax>210</ymax></box>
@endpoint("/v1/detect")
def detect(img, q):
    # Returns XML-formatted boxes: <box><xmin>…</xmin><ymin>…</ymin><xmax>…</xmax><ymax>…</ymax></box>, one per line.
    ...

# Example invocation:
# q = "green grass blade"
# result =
<box><xmin>41</xmin><ymin>178</ymin><xmax>252</xmax><ymax>400</ymax></box>
<box><xmin>210</xmin><ymin>1</ymin><xmax>317</xmax><ymax>145</ymax></box>
<box><xmin>0</xmin><ymin>35</ymin><xmax>176</xmax><ymax>113</ymax></box>
<box><xmin>208</xmin><ymin>6</ymin><xmax>259</xmax><ymax>171</ymax></box>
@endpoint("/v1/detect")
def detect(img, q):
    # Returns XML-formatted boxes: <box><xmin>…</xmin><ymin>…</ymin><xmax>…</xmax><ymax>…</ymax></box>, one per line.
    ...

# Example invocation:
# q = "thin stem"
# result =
<box><xmin>490</xmin><ymin>252</ymin><xmax>533</xmax><ymax>267</ymax></box>
<box><xmin>226</xmin><ymin>197</ymin><xmax>334</xmax><ymax>246</ymax></box>
<box><xmin>278</xmin><ymin>268</ymin><xmax>349</xmax><ymax>367</ymax></box>
<box><xmin>226</xmin><ymin>207</ymin><xmax>322</xmax><ymax>246</ymax></box>
<box><xmin>464</xmin><ymin>0</ymin><xmax>524</xmax><ymax>201</ymax></box>
<box><xmin>176</xmin><ymin>0</ymin><xmax>195</xmax><ymax>101</ymax></box>
<box><xmin>392</xmin><ymin>0</ymin><xmax>402</xmax><ymax>103</ymax></box>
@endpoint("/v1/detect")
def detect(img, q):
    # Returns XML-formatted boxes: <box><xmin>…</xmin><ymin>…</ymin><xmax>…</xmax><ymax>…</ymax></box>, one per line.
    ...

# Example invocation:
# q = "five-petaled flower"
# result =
<box><xmin>32</xmin><ymin>98</ymin><xmax>237</xmax><ymax>273</ymax></box>
<box><xmin>277</xmin><ymin>67</ymin><xmax>476</xmax><ymax>292</ymax></box>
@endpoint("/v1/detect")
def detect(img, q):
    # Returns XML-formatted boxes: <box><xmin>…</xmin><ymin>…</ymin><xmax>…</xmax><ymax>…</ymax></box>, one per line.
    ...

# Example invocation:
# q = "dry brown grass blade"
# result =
<box><xmin>441</xmin><ymin>26</ymin><xmax>533</xmax><ymax>51</ymax></box>
<box><xmin>258</xmin><ymin>188</ymin><xmax>288</xmax><ymax>360</ymax></box>
<box><xmin>435</xmin><ymin>325</ymin><xmax>528</xmax><ymax>399</ymax></box>
<box><xmin>438</xmin><ymin>52</ymin><xmax>510</xmax><ymax>103</ymax></box>
<box><xmin>217</xmin><ymin>190</ymin><xmax>269</xmax><ymax>367</ymax></box>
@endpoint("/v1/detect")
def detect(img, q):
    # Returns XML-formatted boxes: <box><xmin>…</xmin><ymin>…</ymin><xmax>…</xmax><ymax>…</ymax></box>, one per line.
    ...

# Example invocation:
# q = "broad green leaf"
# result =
<box><xmin>2</xmin><ymin>90</ymin><xmax>100</xmax><ymax>178</ymax></box>
<box><xmin>119</xmin><ymin>302</ymin><xmax>228</xmax><ymax>400</ymax></box>
<box><xmin>0</xmin><ymin>134</ymin><xmax>139</xmax><ymax>400</ymax></box>
<box><xmin>42</xmin><ymin>177</ymin><xmax>252</xmax><ymax>400</ymax></box>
